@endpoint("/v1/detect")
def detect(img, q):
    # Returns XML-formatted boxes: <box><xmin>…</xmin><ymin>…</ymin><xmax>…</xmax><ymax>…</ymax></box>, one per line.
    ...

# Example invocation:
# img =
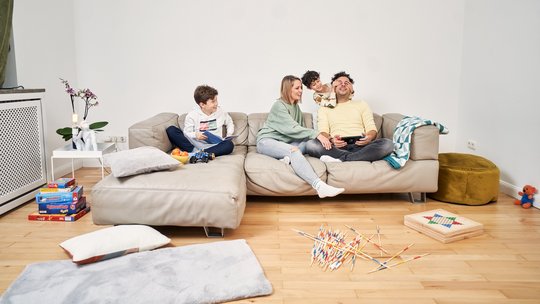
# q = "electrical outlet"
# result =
<box><xmin>467</xmin><ymin>139</ymin><xmax>477</xmax><ymax>150</ymax></box>
<box><xmin>103</xmin><ymin>136</ymin><xmax>126</xmax><ymax>143</ymax></box>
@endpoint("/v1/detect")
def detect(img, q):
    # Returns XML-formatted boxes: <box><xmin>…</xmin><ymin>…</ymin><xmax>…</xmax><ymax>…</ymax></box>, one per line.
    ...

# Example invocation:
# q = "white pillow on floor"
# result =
<box><xmin>59</xmin><ymin>225</ymin><xmax>171</xmax><ymax>264</ymax></box>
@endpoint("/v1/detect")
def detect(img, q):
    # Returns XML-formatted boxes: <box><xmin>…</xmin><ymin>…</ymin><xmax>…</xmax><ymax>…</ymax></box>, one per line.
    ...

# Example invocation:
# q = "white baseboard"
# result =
<box><xmin>500</xmin><ymin>180</ymin><xmax>539</xmax><ymax>210</ymax></box>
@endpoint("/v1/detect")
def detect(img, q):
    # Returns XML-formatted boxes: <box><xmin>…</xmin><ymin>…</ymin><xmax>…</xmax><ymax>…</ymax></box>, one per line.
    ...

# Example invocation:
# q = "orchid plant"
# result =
<box><xmin>56</xmin><ymin>78</ymin><xmax>108</xmax><ymax>141</ymax></box>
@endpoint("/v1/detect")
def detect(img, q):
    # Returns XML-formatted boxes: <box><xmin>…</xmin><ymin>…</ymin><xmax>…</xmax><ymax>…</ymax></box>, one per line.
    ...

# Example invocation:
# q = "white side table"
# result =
<box><xmin>51</xmin><ymin>143</ymin><xmax>116</xmax><ymax>180</ymax></box>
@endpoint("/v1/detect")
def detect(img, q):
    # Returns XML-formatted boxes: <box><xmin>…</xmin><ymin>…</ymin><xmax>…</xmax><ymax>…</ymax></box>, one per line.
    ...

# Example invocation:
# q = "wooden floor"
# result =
<box><xmin>1</xmin><ymin>168</ymin><xmax>540</xmax><ymax>303</ymax></box>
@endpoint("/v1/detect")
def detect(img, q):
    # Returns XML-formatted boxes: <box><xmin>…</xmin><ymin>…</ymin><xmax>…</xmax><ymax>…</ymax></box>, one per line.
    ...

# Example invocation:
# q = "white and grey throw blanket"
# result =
<box><xmin>0</xmin><ymin>239</ymin><xmax>272</xmax><ymax>304</ymax></box>
<box><xmin>384</xmin><ymin>116</ymin><xmax>449</xmax><ymax>169</ymax></box>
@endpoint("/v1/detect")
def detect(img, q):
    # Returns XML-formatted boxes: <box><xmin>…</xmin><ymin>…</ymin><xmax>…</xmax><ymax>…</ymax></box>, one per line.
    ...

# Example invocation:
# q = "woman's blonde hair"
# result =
<box><xmin>280</xmin><ymin>75</ymin><xmax>301</xmax><ymax>104</ymax></box>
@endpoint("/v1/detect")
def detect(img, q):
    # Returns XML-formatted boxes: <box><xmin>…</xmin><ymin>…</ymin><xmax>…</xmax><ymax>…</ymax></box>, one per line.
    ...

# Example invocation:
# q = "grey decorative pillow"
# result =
<box><xmin>105</xmin><ymin>146</ymin><xmax>179</xmax><ymax>177</ymax></box>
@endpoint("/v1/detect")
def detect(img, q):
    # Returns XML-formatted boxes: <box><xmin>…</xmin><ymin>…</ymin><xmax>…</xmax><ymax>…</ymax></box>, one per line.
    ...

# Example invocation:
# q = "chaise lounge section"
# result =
<box><xmin>91</xmin><ymin>111</ymin><xmax>441</xmax><ymax>234</ymax></box>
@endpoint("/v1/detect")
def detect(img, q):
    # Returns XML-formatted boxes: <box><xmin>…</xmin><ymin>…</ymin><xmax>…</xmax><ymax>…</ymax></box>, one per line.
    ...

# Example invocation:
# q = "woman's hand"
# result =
<box><xmin>317</xmin><ymin>133</ymin><xmax>332</xmax><ymax>150</ymax></box>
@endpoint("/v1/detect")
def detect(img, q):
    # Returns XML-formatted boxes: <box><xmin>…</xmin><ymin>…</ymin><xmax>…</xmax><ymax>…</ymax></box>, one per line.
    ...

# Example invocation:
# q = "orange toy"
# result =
<box><xmin>514</xmin><ymin>185</ymin><xmax>537</xmax><ymax>209</ymax></box>
<box><xmin>171</xmin><ymin>148</ymin><xmax>188</xmax><ymax>156</ymax></box>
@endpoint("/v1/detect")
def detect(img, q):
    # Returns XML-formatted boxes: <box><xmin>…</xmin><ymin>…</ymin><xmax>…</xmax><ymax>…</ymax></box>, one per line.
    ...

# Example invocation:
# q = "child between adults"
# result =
<box><xmin>301</xmin><ymin>70</ymin><xmax>337</xmax><ymax>108</ymax></box>
<box><xmin>256</xmin><ymin>75</ymin><xmax>344</xmax><ymax>198</ymax></box>
<box><xmin>166</xmin><ymin>85</ymin><xmax>235</xmax><ymax>157</ymax></box>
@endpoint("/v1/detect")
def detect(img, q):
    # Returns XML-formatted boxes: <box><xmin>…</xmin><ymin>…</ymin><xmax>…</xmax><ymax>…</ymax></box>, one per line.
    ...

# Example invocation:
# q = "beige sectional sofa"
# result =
<box><xmin>91</xmin><ymin>112</ymin><xmax>441</xmax><ymax>235</ymax></box>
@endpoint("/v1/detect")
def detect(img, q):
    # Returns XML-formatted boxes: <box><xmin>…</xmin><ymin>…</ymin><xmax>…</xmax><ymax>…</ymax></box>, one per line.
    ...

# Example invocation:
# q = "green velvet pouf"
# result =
<box><xmin>428</xmin><ymin>153</ymin><xmax>499</xmax><ymax>205</ymax></box>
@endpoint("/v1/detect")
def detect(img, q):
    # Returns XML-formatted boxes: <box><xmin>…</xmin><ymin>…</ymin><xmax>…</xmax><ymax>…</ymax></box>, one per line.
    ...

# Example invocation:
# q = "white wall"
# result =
<box><xmin>457</xmin><ymin>0</ymin><xmax>540</xmax><ymax>196</ymax></box>
<box><xmin>11</xmin><ymin>0</ymin><xmax>537</xmax><ymax>194</ymax></box>
<box><xmin>73</xmin><ymin>0</ymin><xmax>463</xmax><ymax>152</ymax></box>
<box><xmin>12</xmin><ymin>0</ymin><xmax>79</xmax><ymax>177</ymax></box>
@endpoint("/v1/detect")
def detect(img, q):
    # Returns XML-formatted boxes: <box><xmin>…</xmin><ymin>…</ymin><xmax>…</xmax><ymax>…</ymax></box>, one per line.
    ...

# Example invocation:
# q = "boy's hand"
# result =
<box><xmin>332</xmin><ymin>81</ymin><xmax>339</xmax><ymax>92</ymax></box>
<box><xmin>196</xmin><ymin>132</ymin><xmax>207</xmax><ymax>141</ymax></box>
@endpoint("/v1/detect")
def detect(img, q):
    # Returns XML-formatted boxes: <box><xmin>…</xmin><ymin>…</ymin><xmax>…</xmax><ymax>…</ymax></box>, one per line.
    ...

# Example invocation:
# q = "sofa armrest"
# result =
<box><xmin>382</xmin><ymin>113</ymin><xmax>439</xmax><ymax>160</ymax></box>
<box><xmin>128</xmin><ymin>112</ymin><xmax>179</xmax><ymax>152</ymax></box>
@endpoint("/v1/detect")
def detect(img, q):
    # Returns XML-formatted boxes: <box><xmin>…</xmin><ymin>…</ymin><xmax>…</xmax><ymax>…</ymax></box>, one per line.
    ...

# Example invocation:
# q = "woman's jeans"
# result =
<box><xmin>256</xmin><ymin>138</ymin><xmax>320</xmax><ymax>187</ymax></box>
<box><xmin>166</xmin><ymin>126</ymin><xmax>234</xmax><ymax>157</ymax></box>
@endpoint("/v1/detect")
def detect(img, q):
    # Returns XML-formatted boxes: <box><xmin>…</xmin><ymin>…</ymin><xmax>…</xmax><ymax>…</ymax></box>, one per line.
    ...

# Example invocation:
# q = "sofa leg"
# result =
<box><xmin>408</xmin><ymin>192</ymin><xmax>426</xmax><ymax>203</ymax></box>
<box><xmin>203</xmin><ymin>227</ymin><xmax>225</xmax><ymax>238</ymax></box>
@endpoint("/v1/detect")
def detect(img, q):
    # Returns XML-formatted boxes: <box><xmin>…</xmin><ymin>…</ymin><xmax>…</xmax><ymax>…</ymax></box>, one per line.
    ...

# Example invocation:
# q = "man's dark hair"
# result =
<box><xmin>194</xmin><ymin>85</ymin><xmax>218</xmax><ymax>105</ymax></box>
<box><xmin>301</xmin><ymin>70</ymin><xmax>320</xmax><ymax>88</ymax></box>
<box><xmin>331</xmin><ymin>71</ymin><xmax>354</xmax><ymax>84</ymax></box>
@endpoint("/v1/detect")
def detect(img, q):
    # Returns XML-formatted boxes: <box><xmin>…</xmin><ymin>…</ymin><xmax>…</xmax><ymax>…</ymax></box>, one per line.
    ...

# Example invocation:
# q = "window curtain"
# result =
<box><xmin>0</xmin><ymin>0</ymin><xmax>14</xmax><ymax>87</ymax></box>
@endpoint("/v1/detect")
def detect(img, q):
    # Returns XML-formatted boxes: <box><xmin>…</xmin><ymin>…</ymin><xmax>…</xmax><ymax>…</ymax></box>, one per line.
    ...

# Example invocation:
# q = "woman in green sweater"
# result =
<box><xmin>256</xmin><ymin>75</ymin><xmax>344</xmax><ymax>198</ymax></box>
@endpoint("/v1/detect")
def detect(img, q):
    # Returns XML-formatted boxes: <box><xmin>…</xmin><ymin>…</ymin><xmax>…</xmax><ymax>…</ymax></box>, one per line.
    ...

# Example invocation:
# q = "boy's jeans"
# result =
<box><xmin>166</xmin><ymin>126</ymin><xmax>234</xmax><ymax>157</ymax></box>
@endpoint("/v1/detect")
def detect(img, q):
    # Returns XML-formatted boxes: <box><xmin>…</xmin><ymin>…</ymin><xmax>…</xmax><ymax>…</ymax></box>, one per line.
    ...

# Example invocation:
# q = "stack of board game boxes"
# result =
<box><xmin>28</xmin><ymin>178</ymin><xmax>90</xmax><ymax>222</ymax></box>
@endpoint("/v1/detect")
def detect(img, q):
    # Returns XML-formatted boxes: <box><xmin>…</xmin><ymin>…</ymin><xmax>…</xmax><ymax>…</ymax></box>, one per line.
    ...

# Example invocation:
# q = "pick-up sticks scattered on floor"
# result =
<box><xmin>293</xmin><ymin>224</ymin><xmax>429</xmax><ymax>273</ymax></box>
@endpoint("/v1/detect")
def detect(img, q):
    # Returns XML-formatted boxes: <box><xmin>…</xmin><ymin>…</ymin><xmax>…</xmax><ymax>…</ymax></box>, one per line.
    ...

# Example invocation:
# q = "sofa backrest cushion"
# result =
<box><xmin>129</xmin><ymin>112</ymin><xmax>179</xmax><ymax>152</ymax></box>
<box><xmin>382</xmin><ymin>113</ymin><xmax>439</xmax><ymax>160</ymax></box>
<box><xmin>247</xmin><ymin>112</ymin><xmax>314</xmax><ymax>146</ymax></box>
<box><xmin>177</xmin><ymin>112</ymin><xmax>249</xmax><ymax>146</ymax></box>
<box><xmin>373</xmin><ymin>113</ymin><xmax>383</xmax><ymax>139</ymax></box>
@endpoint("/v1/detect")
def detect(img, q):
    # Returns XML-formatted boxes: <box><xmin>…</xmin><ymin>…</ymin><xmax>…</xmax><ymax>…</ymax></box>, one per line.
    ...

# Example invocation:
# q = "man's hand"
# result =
<box><xmin>354</xmin><ymin>136</ymin><xmax>372</xmax><ymax>146</ymax></box>
<box><xmin>331</xmin><ymin>135</ymin><xmax>347</xmax><ymax>148</ymax></box>
<box><xmin>354</xmin><ymin>130</ymin><xmax>377</xmax><ymax>146</ymax></box>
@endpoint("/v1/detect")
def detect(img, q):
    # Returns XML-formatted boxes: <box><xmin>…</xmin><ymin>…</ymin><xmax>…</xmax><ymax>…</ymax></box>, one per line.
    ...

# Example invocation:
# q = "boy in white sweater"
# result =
<box><xmin>166</xmin><ymin>85</ymin><xmax>235</xmax><ymax>157</ymax></box>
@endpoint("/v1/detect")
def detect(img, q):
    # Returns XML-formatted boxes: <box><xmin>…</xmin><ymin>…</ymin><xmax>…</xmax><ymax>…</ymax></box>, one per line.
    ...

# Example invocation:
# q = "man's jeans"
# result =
<box><xmin>305</xmin><ymin>138</ymin><xmax>394</xmax><ymax>162</ymax></box>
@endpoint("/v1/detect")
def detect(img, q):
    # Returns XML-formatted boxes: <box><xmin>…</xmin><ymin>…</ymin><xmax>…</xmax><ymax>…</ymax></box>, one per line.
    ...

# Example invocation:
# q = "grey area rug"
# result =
<box><xmin>0</xmin><ymin>239</ymin><xmax>272</xmax><ymax>304</ymax></box>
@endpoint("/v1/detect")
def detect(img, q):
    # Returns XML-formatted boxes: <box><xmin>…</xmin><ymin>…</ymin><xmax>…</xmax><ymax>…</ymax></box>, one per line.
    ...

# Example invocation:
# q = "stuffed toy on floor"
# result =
<box><xmin>515</xmin><ymin>185</ymin><xmax>537</xmax><ymax>209</ymax></box>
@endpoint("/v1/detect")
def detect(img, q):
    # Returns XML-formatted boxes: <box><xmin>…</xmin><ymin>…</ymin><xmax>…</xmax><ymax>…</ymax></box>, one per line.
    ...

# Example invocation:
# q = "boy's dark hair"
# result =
<box><xmin>194</xmin><ymin>85</ymin><xmax>218</xmax><ymax>105</ymax></box>
<box><xmin>301</xmin><ymin>70</ymin><xmax>320</xmax><ymax>88</ymax></box>
<box><xmin>331</xmin><ymin>71</ymin><xmax>354</xmax><ymax>84</ymax></box>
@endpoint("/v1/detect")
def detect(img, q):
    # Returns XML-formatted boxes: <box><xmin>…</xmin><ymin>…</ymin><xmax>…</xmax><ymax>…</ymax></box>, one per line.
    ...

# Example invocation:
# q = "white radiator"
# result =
<box><xmin>0</xmin><ymin>91</ymin><xmax>47</xmax><ymax>215</ymax></box>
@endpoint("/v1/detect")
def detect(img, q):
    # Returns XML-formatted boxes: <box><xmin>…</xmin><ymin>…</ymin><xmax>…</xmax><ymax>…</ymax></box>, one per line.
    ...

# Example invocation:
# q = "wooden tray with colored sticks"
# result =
<box><xmin>404</xmin><ymin>209</ymin><xmax>483</xmax><ymax>243</ymax></box>
<box><xmin>293</xmin><ymin>225</ymin><xmax>429</xmax><ymax>273</ymax></box>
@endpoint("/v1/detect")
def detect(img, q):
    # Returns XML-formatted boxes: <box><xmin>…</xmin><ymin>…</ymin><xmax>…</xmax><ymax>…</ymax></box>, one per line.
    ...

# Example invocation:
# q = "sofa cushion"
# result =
<box><xmin>92</xmin><ymin>146</ymin><xmax>247</xmax><ymax>229</ymax></box>
<box><xmin>128</xmin><ymin>113</ymin><xmax>179</xmax><ymax>152</ymax></box>
<box><xmin>325</xmin><ymin>159</ymin><xmax>439</xmax><ymax>193</ymax></box>
<box><xmin>382</xmin><ymin>113</ymin><xmax>439</xmax><ymax>161</ymax></box>
<box><xmin>104</xmin><ymin>146</ymin><xmax>180</xmax><ymax>177</ymax></box>
<box><xmin>244</xmin><ymin>146</ymin><xmax>326</xmax><ymax>196</ymax></box>
<box><xmin>373</xmin><ymin>113</ymin><xmax>383</xmax><ymax>139</ymax></box>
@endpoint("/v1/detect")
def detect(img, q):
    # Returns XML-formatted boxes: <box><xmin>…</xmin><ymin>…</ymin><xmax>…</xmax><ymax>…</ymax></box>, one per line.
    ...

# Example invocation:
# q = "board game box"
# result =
<box><xmin>404</xmin><ymin>209</ymin><xmax>483</xmax><ymax>243</ymax></box>
<box><xmin>35</xmin><ymin>186</ymin><xmax>83</xmax><ymax>204</ymax></box>
<box><xmin>28</xmin><ymin>206</ymin><xmax>90</xmax><ymax>222</ymax></box>
<box><xmin>38</xmin><ymin>185</ymin><xmax>76</xmax><ymax>193</ymax></box>
<box><xmin>37</xmin><ymin>196</ymin><xmax>86</xmax><ymax>215</ymax></box>
<box><xmin>47</xmin><ymin>177</ymin><xmax>76</xmax><ymax>188</ymax></box>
